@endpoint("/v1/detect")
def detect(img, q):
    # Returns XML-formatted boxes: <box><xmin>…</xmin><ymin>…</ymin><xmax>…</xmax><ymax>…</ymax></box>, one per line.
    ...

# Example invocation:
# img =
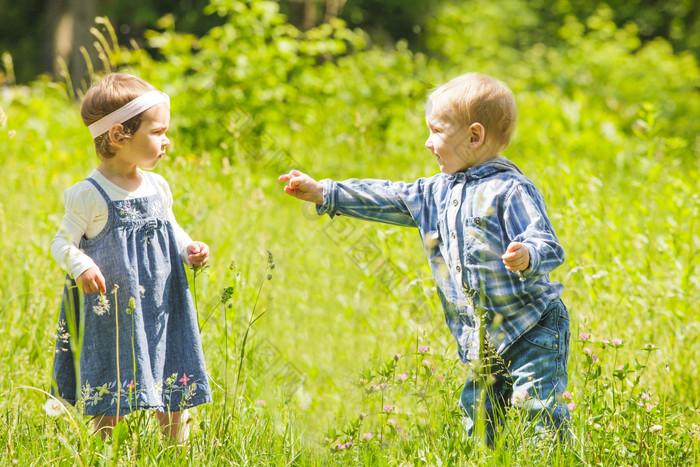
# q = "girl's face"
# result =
<box><xmin>119</xmin><ymin>103</ymin><xmax>170</xmax><ymax>170</ymax></box>
<box><xmin>425</xmin><ymin>112</ymin><xmax>471</xmax><ymax>174</ymax></box>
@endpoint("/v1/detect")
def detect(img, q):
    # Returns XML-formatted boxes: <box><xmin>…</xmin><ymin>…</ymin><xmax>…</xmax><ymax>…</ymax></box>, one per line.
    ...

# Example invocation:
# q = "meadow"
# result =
<box><xmin>0</xmin><ymin>1</ymin><xmax>699</xmax><ymax>464</ymax></box>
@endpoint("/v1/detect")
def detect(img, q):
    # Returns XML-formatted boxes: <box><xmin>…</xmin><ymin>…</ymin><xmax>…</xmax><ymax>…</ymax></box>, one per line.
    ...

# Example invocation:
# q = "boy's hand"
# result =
<box><xmin>187</xmin><ymin>241</ymin><xmax>210</xmax><ymax>268</ymax></box>
<box><xmin>76</xmin><ymin>266</ymin><xmax>106</xmax><ymax>294</ymax></box>
<box><xmin>502</xmin><ymin>242</ymin><xmax>529</xmax><ymax>272</ymax></box>
<box><xmin>278</xmin><ymin>170</ymin><xmax>324</xmax><ymax>205</ymax></box>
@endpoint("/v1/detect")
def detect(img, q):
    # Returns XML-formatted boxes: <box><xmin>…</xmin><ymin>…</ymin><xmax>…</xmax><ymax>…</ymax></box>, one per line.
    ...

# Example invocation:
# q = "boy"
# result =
<box><xmin>279</xmin><ymin>73</ymin><xmax>569</xmax><ymax>443</ymax></box>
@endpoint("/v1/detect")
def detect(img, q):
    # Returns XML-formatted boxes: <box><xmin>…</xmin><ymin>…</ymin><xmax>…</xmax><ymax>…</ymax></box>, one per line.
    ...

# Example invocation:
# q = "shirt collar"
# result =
<box><xmin>445</xmin><ymin>157</ymin><xmax>523</xmax><ymax>183</ymax></box>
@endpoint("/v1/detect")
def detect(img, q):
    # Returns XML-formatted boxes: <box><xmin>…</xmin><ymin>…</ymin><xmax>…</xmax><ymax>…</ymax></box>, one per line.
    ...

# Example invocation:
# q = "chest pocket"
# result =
<box><xmin>462</xmin><ymin>214</ymin><xmax>504</xmax><ymax>263</ymax></box>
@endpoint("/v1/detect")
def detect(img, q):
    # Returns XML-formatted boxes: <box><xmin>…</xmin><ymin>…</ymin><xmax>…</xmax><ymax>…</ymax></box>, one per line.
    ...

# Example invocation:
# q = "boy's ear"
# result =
<box><xmin>107</xmin><ymin>124</ymin><xmax>127</xmax><ymax>148</ymax></box>
<box><xmin>468</xmin><ymin>122</ymin><xmax>485</xmax><ymax>148</ymax></box>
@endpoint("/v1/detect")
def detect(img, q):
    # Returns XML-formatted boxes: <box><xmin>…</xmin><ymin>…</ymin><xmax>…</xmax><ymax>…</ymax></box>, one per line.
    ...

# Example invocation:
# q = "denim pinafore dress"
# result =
<box><xmin>51</xmin><ymin>173</ymin><xmax>211</xmax><ymax>416</ymax></box>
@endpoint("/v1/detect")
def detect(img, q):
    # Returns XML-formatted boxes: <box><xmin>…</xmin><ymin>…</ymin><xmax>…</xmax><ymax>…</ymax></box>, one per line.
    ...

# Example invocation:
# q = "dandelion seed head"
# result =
<box><xmin>93</xmin><ymin>295</ymin><xmax>110</xmax><ymax>316</ymax></box>
<box><xmin>42</xmin><ymin>398</ymin><xmax>64</xmax><ymax>417</ymax></box>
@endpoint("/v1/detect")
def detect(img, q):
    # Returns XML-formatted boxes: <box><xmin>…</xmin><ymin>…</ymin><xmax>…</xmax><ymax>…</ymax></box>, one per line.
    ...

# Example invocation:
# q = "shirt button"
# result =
<box><xmin>475</xmin><ymin>217</ymin><xmax>481</xmax><ymax>225</ymax></box>
<box><xmin>456</xmin><ymin>265</ymin><xmax>461</xmax><ymax>272</ymax></box>
<box><xmin>452</xmin><ymin>199</ymin><xmax>458</xmax><ymax>206</ymax></box>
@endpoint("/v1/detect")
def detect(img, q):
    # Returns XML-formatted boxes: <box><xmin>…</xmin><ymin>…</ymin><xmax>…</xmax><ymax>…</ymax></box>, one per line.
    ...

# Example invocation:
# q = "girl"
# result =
<box><xmin>50</xmin><ymin>73</ymin><xmax>211</xmax><ymax>441</ymax></box>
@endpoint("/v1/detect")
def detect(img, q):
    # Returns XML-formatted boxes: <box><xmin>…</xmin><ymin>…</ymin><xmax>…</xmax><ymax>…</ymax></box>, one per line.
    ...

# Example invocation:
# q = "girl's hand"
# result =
<box><xmin>278</xmin><ymin>170</ymin><xmax>324</xmax><ymax>205</ymax></box>
<box><xmin>502</xmin><ymin>242</ymin><xmax>530</xmax><ymax>272</ymax></box>
<box><xmin>187</xmin><ymin>241</ymin><xmax>210</xmax><ymax>268</ymax></box>
<box><xmin>76</xmin><ymin>266</ymin><xmax>107</xmax><ymax>294</ymax></box>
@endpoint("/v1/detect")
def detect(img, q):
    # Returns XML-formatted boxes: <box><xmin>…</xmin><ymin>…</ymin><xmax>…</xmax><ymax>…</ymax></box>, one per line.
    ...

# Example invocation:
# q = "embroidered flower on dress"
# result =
<box><xmin>118</xmin><ymin>205</ymin><xmax>142</xmax><ymax>219</ymax></box>
<box><xmin>81</xmin><ymin>381</ymin><xmax>93</xmax><ymax>400</ymax></box>
<box><xmin>96</xmin><ymin>384</ymin><xmax>110</xmax><ymax>396</ymax></box>
<box><xmin>179</xmin><ymin>374</ymin><xmax>190</xmax><ymax>386</ymax></box>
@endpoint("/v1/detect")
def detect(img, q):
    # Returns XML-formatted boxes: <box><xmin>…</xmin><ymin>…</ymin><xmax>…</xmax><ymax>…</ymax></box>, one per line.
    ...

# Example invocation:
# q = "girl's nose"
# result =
<box><xmin>163</xmin><ymin>135</ymin><xmax>170</xmax><ymax>147</ymax></box>
<box><xmin>425</xmin><ymin>137</ymin><xmax>432</xmax><ymax>149</ymax></box>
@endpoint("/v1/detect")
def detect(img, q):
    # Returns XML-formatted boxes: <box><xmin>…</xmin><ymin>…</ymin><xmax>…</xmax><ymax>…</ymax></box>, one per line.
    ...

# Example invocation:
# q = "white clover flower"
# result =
<box><xmin>650</xmin><ymin>424</ymin><xmax>663</xmax><ymax>433</ymax></box>
<box><xmin>511</xmin><ymin>389</ymin><xmax>529</xmax><ymax>406</ymax></box>
<box><xmin>43</xmin><ymin>397</ymin><xmax>65</xmax><ymax>417</ymax></box>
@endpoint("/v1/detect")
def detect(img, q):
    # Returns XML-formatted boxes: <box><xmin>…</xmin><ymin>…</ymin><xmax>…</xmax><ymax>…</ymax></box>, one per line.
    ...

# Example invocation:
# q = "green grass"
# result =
<box><xmin>1</xmin><ymin>2</ymin><xmax>699</xmax><ymax>465</ymax></box>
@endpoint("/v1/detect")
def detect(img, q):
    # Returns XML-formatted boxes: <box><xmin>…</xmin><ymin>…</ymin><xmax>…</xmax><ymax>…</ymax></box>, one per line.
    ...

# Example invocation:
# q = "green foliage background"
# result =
<box><xmin>0</xmin><ymin>0</ymin><xmax>698</xmax><ymax>464</ymax></box>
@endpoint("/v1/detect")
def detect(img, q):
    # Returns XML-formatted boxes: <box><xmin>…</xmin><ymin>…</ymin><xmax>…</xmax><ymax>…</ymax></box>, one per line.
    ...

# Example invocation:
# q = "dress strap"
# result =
<box><xmin>84</xmin><ymin>177</ymin><xmax>112</xmax><ymax>203</ymax></box>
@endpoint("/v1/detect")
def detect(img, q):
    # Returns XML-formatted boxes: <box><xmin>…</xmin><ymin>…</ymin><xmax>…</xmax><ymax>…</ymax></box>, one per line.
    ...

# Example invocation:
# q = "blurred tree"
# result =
<box><xmin>0</xmin><ymin>0</ymin><xmax>223</xmax><ymax>85</ymax></box>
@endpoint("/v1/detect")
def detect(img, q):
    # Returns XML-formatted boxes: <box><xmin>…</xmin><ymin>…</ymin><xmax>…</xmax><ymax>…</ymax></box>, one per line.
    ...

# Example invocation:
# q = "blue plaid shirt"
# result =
<box><xmin>317</xmin><ymin>157</ymin><xmax>564</xmax><ymax>361</ymax></box>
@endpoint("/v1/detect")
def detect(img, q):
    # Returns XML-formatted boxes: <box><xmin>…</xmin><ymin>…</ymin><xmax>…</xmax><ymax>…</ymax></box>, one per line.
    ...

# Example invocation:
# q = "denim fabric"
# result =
<box><xmin>459</xmin><ymin>298</ymin><xmax>570</xmax><ymax>444</ymax></box>
<box><xmin>316</xmin><ymin>158</ymin><xmax>565</xmax><ymax>361</ymax></box>
<box><xmin>51</xmin><ymin>173</ymin><xmax>211</xmax><ymax>416</ymax></box>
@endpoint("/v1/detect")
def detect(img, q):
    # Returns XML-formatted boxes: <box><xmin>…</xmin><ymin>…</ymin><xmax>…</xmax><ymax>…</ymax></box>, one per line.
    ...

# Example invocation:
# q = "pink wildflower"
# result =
<box><xmin>397</xmin><ymin>372</ymin><xmax>409</xmax><ymax>382</ymax></box>
<box><xmin>179</xmin><ymin>373</ymin><xmax>190</xmax><ymax>386</ymax></box>
<box><xmin>579</xmin><ymin>333</ymin><xmax>590</xmax><ymax>341</ymax></box>
<box><xmin>567</xmin><ymin>402</ymin><xmax>577</xmax><ymax>411</ymax></box>
<box><xmin>612</xmin><ymin>338</ymin><xmax>623</xmax><ymax>347</ymax></box>
<box><xmin>418</xmin><ymin>345</ymin><xmax>429</xmax><ymax>353</ymax></box>
<box><xmin>362</xmin><ymin>432</ymin><xmax>373</xmax><ymax>441</ymax></box>
<box><xmin>562</xmin><ymin>391</ymin><xmax>573</xmax><ymax>402</ymax></box>
<box><xmin>592</xmin><ymin>354</ymin><xmax>599</xmax><ymax>363</ymax></box>
<box><xmin>383</xmin><ymin>405</ymin><xmax>394</xmax><ymax>413</ymax></box>
<box><xmin>394</xmin><ymin>353</ymin><xmax>402</xmax><ymax>361</ymax></box>
<box><xmin>256</xmin><ymin>399</ymin><xmax>266</xmax><ymax>407</ymax></box>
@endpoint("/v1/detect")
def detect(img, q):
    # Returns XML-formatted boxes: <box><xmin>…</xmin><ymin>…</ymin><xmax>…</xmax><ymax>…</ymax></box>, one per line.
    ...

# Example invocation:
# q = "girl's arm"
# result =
<box><xmin>50</xmin><ymin>184</ymin><xmax>100</xmax><ymax>279</ymax></box>
<box><xmin>50</xmin><ymin>184</ymin><xmax>107</xmax><ymax>293</ymax></box>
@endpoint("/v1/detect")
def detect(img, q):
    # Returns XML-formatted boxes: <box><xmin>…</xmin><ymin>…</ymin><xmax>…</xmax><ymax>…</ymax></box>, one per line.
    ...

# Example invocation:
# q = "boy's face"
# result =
<box><xmin>425</xmin><ymin>112</ymin><xmax>472</xmax><ymax>174</ymax></box>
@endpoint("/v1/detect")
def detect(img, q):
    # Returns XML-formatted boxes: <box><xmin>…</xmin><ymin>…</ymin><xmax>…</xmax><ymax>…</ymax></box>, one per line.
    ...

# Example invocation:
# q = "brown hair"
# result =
<box><xmin>81</xmin><ymin>73</ymin><xmax>156</xmax><ymax>158</ymax></box>
<box><xmin>427</xmin><ymin>73</ymin><xmax>517</xmax><ymax>151</ymax></box>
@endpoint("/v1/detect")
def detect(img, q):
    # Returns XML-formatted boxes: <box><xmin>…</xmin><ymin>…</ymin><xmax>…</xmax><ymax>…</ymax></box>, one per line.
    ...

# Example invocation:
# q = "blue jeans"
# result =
<box><xmin>459</xmin><ymin>298</ymin><xmax>570</xmax><ymax>445</ymax></box>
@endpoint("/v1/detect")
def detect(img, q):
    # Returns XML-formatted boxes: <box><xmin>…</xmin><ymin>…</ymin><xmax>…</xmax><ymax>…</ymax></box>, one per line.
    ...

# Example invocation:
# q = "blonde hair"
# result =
<box><xmin>81</xmin><ymin>73</ymin><xmax>156</xmax><ymax>158</ymax></box>
<box><xmin>427</xmin><ymin>73</ymin><xmax>517</xmax><ymax>151</ymax></box>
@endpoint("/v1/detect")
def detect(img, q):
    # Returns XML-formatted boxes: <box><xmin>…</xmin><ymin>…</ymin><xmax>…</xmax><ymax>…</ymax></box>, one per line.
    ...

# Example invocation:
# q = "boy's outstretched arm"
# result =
<box><xmin>278</xmin><ymin>170</ymin><xmax>324</xmax><ymax>205</ymax></box>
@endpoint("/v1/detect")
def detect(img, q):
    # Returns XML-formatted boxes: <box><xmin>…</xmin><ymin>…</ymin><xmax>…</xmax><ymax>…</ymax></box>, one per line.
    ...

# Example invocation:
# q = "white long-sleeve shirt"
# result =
<box><xmin>51</xmin><ymin>169</ymin><xmax>193</xmax><ymax>279</ymax></box>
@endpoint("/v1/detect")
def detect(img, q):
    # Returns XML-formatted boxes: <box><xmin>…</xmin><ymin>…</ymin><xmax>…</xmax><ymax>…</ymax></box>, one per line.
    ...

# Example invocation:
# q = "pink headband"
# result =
<box><xmin>88</xmin><ymin>90</ymin><xmax>170</xmax><ymax>139</ymax></box>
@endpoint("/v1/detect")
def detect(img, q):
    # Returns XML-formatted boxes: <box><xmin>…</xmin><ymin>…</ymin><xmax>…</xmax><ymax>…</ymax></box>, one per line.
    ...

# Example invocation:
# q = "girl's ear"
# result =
<box><xmin>107</xmin><ymin>124</ymin><xmax>127</xmax><ymax>148</ymax></box>
<box><xmin>468</xmin><ymin>122</ymin><xmax>485</xmax><ymax>148</ymax></box>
